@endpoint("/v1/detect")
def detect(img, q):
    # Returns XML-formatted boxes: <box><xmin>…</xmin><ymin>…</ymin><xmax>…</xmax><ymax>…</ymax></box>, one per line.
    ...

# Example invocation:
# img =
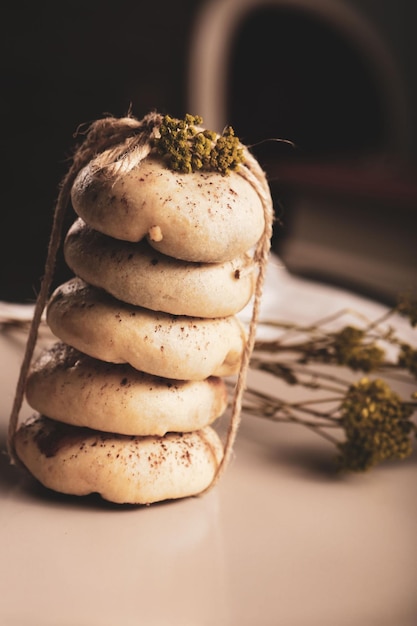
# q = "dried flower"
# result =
<box><xmin>397</xmin><ymin>293</ymin><xmax>417</xmax><ymax>327</ymax></box>
<box><xmin>331</xmin><ymin>326</ymin><xmax>385</xmax><ymax>371</ymax></box>
<box><xmin>244</xmin><ymin>303</ymin><xmax>417</xmax><ymax>473</ymax></box>
<box><xmin>337</xmin><ymin>378</ymin><xmax>415</xmax><ymax>471</ymax></box>
<box><xmin>154</xmin><ymin>114</ymin><xmax>243</xmax><ymax>174</ymax></box>
<box><xmin>398</xmin><ymin>343</ymin><xmax>417</xmax><ymax>377</ymax></box>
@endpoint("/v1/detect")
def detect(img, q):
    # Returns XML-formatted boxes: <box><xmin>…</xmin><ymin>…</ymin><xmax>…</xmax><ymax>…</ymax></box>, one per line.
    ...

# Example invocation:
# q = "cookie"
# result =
<box><xmin>15</xmin><ymin>415</ymin><xmax>224</xmax><ymax>504</ymax></box>
<box><xmin>71</xmin><ymin>155</ymin><xmax>265</xmax><ymax>263</ymax></box>
<box><xmin>26</xmin><ymin>343</ymin><xmax>228</xmax><ymax>436</ymax></box>
<box><xmin>64</xmin><ymin>219</ymin><xmax>256</xmax><ymax>318</ymax></box>
<box><xmin>46</xmin><ymin>278</ymin><xmax>246</xmax><ymax>380</ymax></box>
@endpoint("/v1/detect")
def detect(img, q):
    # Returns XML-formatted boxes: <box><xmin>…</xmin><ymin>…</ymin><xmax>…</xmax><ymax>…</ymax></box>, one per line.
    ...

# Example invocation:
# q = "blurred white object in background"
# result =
<box><xmin>187</xmin><ymin>0</ymin><xmax>417</xmax><ymax>304</ymax></box>
<box><xmin>188</xmin><ymin>0</ymin><xmax>410</xmax><ymax>155</ymax></box>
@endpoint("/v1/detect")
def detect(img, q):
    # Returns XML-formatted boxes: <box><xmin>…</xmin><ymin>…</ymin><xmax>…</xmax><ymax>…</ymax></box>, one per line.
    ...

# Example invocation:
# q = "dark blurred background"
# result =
<box><xmin>1</xmin><ymin>0</ymin><xmax>416</xmax><ymax>305</ymax></box>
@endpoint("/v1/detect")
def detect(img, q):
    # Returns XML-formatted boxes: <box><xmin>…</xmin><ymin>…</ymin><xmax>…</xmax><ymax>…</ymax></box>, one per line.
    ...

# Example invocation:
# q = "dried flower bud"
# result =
<box><xmin>397</xmin><ymin>293</ymin><xmax>417</xmax><ymax>327</ymax></box>
<box><xmin>398</xmin><ymin>343</ymin><xmax>417</xmax><ymax>377</ymax></box>
<box><xmin>338</xmin><ymin>377</ymin><xmax>415</xmax><ymax>471</ymax></box>
<box><xmin>154</xmin><ymin>114</ymin><xmax>244</xmax><ymax>175</ymax></box>
<box><xmin>331</xmin><ymin>326</ymin><xmax>385</xmax><ymax>372</ymax></box>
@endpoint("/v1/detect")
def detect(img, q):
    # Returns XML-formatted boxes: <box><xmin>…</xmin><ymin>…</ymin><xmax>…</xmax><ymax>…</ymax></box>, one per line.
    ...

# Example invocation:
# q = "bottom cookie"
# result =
<box><xmin>14</xmin><ymin>415</ymin><xmax>224</xmax><ymax>504</ymax></box>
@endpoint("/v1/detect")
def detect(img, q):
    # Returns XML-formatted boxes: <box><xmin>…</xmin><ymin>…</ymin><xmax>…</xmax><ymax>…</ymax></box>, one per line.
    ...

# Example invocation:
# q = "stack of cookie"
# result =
<box><xmin>14</xmin><ymin>120</ymin><xmax>266</xmax><ymax>505</ymax></box>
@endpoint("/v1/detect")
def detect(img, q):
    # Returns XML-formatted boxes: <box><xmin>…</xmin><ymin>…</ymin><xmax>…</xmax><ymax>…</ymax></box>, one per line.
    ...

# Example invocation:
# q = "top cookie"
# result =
<box><xmin>70</xmin><ymin>155</ymin><xmax>265</xmax><ymax>263</ymax></box>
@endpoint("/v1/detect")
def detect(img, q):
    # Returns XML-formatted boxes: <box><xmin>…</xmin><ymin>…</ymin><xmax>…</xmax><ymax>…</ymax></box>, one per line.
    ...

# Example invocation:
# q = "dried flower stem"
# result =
<box><xmin>241</xmin><ymin>300</ymin><xmax>417</xmax><ymax>472</ymax></box>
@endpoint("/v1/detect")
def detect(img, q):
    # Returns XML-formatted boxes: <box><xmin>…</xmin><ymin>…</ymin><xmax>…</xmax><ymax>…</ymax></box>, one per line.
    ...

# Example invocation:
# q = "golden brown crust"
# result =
<box><xmin>15</xmin><ymin>415</ymin><xmax>224</xmax><ymax>504</ymax></box>
<box><xmin>71</xmin><ymin>155</ymin><xmax>265</xmax><ymax>263</ymax></box>
<box><xmin>26</xmin><ymin>343</ymin><xmax>227</xmax><ymax>436</ymax></box>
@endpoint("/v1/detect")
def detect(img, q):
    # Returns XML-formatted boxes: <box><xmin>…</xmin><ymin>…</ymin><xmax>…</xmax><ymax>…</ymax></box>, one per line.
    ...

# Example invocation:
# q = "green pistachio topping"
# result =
<box><xmin>154</xmin><ymin>114</ymin><xmax>244</xmax><ymax>175</ymax></box>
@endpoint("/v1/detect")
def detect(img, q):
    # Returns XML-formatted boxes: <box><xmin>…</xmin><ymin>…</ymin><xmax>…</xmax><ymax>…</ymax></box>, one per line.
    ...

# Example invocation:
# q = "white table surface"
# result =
<box><xmin>1</xmin><ymin>256</ymin><xmax>416</xmax><ymax>626</ymax></box>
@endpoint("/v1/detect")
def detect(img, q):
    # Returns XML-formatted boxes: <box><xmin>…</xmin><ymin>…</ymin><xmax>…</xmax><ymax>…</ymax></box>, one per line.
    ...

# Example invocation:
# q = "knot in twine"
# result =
<box><xmin>7</xmin><ymin>111</ymin><xmax>274</xmax><ymax>492</ymax></box>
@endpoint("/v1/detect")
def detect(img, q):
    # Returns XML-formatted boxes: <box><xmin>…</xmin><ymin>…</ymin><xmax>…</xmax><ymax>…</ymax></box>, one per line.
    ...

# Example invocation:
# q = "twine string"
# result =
<box><xmin>7</xmin><ymin>112</ymin><xmax>163</xmax><ymax>463</ymax></box>
<box><xmin>7</xmin><ymin>113</ymin><xmax>273</xmax><ymax>492</ymax></box>
<box><xmin>208</xmin><ymin>146</ymin><xmax>273</xmax><ymax>488</ymax></box>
